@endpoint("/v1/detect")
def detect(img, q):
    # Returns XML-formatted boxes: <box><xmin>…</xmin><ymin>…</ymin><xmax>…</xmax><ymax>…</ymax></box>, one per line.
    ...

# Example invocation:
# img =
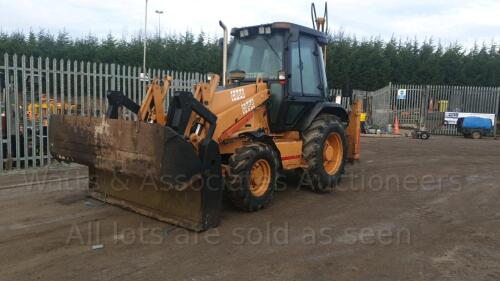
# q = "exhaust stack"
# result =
<box><xmin>219</xmin><ymin>21</ymin><xmax>228</xmax><ymax>86</ymax></box>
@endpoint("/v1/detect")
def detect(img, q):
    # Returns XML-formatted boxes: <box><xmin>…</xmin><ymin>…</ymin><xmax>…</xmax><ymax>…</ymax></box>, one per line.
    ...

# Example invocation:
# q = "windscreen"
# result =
<box><xmin>228</xmin><ymin>33</ymin><xmax>284</xmax><ymax>80</ymax></box>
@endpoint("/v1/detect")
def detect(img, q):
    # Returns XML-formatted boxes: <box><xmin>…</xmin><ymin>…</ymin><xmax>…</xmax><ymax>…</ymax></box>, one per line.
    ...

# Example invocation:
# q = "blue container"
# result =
<box><xmin>461</xmin><ymin>117</ymin><xmax>492</xmax><ymax>129</ymax></box>
<box><xmin>457</xmin><ymin>116</ymin><xmax>493</xmax><ymax>139</ymax></box>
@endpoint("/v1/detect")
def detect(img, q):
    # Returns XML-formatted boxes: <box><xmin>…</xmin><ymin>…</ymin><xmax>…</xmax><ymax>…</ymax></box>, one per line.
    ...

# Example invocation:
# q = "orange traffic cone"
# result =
<box><xmin>393</xmin><ymin>115</ymin><xmax>400</xmax><ymax>135</ymax></box>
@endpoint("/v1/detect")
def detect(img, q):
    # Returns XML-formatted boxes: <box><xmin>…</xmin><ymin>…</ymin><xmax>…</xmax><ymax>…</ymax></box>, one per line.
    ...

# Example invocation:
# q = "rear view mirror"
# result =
<box><xmin>342</xmin><ymin>83</ymin><xmax>353</xmax><ymax>98</ymax></box>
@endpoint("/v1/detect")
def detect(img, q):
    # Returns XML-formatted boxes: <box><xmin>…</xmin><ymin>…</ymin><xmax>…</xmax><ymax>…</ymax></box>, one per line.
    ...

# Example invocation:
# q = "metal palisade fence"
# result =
<box><xmin>329</xmin><ymin>89</ymin><xmax>371</xmax><ymax>110</ymax></box>
<box><xmin>366</xmin><ymin>83</ymin><xmax>500</xmax><ymax>135</ymax></box>
<box><xmin>0</xmin><ymin>53</ymin><xmax>205</xmax><ymax>171</ymax></box>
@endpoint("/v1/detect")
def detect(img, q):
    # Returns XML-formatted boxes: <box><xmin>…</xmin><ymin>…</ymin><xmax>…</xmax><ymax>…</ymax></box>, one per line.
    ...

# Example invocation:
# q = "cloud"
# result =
<box><xmin>0</xmin><ymin>0</ymin><xmax>498</xmax><ymax>47</ymax></box>
<box><xmin>329</xmin><ymin>0</ymin><xmax>500</xmax><ymax>46</ymax></box>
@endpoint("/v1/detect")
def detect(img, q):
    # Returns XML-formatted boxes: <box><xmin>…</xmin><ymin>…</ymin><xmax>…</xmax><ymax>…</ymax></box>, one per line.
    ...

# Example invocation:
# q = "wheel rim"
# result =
<box><xmin>323</xmin><ymin>132</ymin><xmax>343</xmax><ymax>175</ymax></box>
<box><xmin>250</xmin><ymin>159</ymin><xmax>272</xmax><ymax>197</ymax></box>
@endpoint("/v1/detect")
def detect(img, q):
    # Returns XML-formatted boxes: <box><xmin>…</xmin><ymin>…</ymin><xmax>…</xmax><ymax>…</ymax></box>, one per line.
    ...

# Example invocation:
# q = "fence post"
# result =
<box><xmin>2</xmin><ymin>55</ymin><xmax>8</xmax><ymax>169</ymax></box>
<box><xmin>70</xmin><ymin>60</ymin><xmax>75</xmax><ymax>116</ymax></box>
<box><xmin>92</xmin><ymin>63</ymin><xmax>97</xmax><ymax>117</ymax></box>
<box><xmin>78</xmin><ymin>61</ymin><xmax>84</xmax><ymax>115</ymax></box>
<box><xmin>36</xmin><ymin>57</ymin><xmax>43</xmax><ymax>166</ymax></box>
<box><xmin>21</xmin><ymin>55</ymin><xmax>28</xmax><ymax>168</ymax></box>
<box><xmin>388</xmin><ymin>82</ymin><xmax>392</xmax><ymax>128</ymax></box>
<box><xmin>422</xmin><ymin>85</ymin><xmax>429</xmax><ymax>131</ymax></box>
<box><xmin>86</xmin><ymin>62</ymin><xmax>91</xmax><ymax>117</ymax></box>
<box><xmin>495</xmin><ymin>88</ymin><xmax>500</xmax><ymax>137</ymax></box>
<box><xmin>15</xmin><ymin>54</ymin><xmax>20</xmax><ymax>168</ymax></box>
<box><xmin>110</xmin><ymin>63</ymin><xmax>116</xmax><ymax>91</ymax></box>
<box><xmin>29</xmin><ymin>56</ymin><xmax>36</xmax><ymax>167</ymax></box>
<box><xmin>43</xmin><ymin>57</ymin><xmax>50</xmax><ymax>165</ymax></box>
<box><xmin>0</xmin><ymin>54</ymin><xmax>4</xmax><ymax>171</ymax></box>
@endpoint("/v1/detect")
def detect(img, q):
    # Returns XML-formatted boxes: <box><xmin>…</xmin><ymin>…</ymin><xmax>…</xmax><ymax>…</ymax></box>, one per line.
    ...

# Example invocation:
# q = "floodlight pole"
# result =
<box><xmin>155</xmin><ymin>10</ymin><xmax>164</xmax><ymax>38</ymax></box>
<box><xmin>143</xmin><ymin>0</ymin><xmax>148</xmax><ymax>76</ymax></box>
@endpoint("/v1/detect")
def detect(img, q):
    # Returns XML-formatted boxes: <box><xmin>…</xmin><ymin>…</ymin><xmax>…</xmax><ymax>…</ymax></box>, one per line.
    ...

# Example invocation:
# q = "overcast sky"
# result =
<box><xmin>1</xmin><ymin>0</ymin><xmax>499</xmax><ymax>48</ymax></box>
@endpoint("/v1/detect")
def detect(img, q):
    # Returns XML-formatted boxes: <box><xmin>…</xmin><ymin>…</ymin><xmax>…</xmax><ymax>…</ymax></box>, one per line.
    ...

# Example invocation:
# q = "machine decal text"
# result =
<box><xmin>241</xmin><ymin>98</ymin><xmax>255</xmax><ymax>114</ymax></box>
<box><xmin>231</xmin><ymin>88</ymin><xmax>246</xmax><ymax>102</ymax></box>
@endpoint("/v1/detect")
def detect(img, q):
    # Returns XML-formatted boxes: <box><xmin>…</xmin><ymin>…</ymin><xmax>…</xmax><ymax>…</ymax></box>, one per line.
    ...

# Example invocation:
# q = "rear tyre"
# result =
<box><xmin>226</xmin><ymin>142</ymin><xmax>279</xmax><ymax>211</ymax></box>
<box><xmin>302</xmin><ymin>115</ymin><xmax>348</xmax><ymax>193</ymax></box>
<box><xmin>471</xmin><ymin>131</ymin><xmax>482</xmax><ymax>139</ymax></box>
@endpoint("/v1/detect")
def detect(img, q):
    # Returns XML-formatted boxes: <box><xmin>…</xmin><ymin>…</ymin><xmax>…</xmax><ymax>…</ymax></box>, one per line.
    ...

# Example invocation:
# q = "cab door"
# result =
<box><xmin>271</xmin><ymin>34</ymin><xmax>326</xmax><ymax>132</ymax></box>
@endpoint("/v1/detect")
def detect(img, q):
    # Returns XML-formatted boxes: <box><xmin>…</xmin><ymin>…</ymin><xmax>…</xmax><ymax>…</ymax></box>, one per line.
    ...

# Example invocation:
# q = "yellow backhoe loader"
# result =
<box><xmin>49</xmin><ymin>7</ymin><xmax>361</xmax><ymax>231</ymax></box>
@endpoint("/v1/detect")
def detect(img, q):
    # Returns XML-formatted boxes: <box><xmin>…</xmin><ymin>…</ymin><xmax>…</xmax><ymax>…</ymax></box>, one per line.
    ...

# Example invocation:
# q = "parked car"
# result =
<box><xmin>457</xmin><ymin>117</ymin><xmax>493</xmax><ymax>139</ymax></box>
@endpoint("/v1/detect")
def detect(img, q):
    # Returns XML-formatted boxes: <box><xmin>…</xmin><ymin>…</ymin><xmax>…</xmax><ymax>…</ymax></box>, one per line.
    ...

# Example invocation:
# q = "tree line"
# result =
<box><xmin>0</xmin><ymin>30</ymin><xmax>499</xmax><ymax>91</ymax></box>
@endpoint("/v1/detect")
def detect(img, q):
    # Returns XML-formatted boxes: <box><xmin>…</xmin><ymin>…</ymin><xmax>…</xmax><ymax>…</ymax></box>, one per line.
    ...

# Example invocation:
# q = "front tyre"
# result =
<box><xmin>302</xmin><ymin>115</ymin><xmax>348</xmax><ymax>193</ymax></box>
<box><xmin>226</xmin><ymin>142</ymin><xmax>279</xmax><ymax>211</ymax></box>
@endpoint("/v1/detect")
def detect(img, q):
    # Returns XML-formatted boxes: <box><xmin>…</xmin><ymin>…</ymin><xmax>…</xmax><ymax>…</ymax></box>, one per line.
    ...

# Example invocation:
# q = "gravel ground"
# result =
<box><xmin>1</xmin><ymin>136</ymin><xmax>499</xmax><ymax>281</ymax></box>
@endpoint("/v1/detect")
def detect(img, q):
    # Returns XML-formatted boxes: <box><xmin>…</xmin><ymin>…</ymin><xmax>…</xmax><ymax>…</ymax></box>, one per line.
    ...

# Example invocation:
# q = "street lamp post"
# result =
<box><xmin>143</xmin><ymin>0</ymin><xmax>148</xmax><ymax>77</ymax></box>
<box><xmin>155</xmin><ymin>10</ymin><xmax>164</xmax><ymax>38</ymax></box>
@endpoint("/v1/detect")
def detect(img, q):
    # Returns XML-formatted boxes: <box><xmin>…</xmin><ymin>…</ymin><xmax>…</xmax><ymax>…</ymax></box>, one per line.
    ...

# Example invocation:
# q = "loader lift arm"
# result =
<box><xmin>105</xmin><ymin>76</ymin><xmax>172</xmax><ymax>124</ymax></box>
<box><xmin>106</xmin><ymin>91</ymin><xmax>140</xmax><ymax>119</ymax></box>
<box><xmin>166</xmin><ymin>91</ymin><xmax>217</xmax><ymax>139</ymax></box>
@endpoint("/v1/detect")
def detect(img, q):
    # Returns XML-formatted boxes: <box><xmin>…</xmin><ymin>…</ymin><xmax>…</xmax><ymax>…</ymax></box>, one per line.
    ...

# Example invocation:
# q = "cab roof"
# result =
<box><xmin>230</xmin><ymin>22</ymin><xmax>328</xmax><ymax>45</ymax></box>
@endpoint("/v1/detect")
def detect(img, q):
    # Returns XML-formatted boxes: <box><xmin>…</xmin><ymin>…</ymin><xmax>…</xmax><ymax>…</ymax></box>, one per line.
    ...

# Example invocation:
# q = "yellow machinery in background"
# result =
<box><xmin>27</xmin><ymin>95</ymin><xmax>77</xmax><ymax>126</ymax></box>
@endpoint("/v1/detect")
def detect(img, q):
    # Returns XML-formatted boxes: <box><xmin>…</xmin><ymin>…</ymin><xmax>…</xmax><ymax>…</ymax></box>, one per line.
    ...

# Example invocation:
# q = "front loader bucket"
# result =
<box><xmin>49</xmin><ymin>115</ymin><xmax>223</xmax><ymax>231</ymax></box>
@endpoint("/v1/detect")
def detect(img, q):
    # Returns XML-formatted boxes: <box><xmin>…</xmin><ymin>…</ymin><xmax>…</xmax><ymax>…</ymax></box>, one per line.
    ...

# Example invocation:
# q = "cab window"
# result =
<box><xmin>289</xmin><ymin>35</ymin><xmax>323</xmax><ymax>97</ymax></box>
<box><xmin>300</xmin><ymin>36</ymin><xmax>322</xmax><ymax>96</ymax></box>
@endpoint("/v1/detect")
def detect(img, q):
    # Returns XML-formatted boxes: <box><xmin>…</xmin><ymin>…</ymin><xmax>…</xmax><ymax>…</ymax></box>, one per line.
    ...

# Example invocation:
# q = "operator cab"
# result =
<box><xmin>228</xmin><ymin>22</ymin><xmax>336</xmax><ymax>132</ymax></box>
